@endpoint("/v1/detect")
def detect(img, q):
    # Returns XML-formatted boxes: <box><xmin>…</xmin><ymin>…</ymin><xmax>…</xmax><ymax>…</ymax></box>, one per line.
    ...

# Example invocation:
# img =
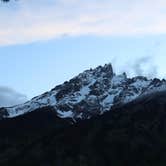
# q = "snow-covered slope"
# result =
<box><xmin>1</xmin><ymin>63</ymin><xmax>166</xmax><ymax>121</ymax></box>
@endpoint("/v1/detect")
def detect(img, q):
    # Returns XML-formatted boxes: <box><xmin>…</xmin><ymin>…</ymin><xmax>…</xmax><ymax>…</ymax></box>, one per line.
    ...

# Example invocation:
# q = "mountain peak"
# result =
<box><xmin>95</xmin><ymin>63</ymin><xmax>113</xmax><ymax>75</ymax></box>
<box><xmin>1</xmin><ymin>64</ymin><xmax>166</xmax><ymax>121</ymax></box>
<box><xmin>77</xmin><ymin>63</ymin><xmax>114</xmax><ymax>80</ymax></box>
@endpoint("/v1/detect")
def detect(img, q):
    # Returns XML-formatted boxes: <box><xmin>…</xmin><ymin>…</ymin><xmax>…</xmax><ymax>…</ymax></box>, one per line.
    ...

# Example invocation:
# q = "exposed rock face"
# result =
<box><xmin>1</xmin><ymin>63</ymin><xmax>166</xmax><ymax>121</ymax></box>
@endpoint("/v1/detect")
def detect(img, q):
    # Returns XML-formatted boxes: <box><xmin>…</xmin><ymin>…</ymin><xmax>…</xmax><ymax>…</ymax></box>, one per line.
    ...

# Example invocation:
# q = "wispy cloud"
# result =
<box><xmin>0</xmin><ymin>86</ymin><xmax>27</xmax><ymax>107</ymax></box>
<box><xmin>0</xmin><ymin>0</ymin><xmax>166</xmax><ymax>45</ymax></box>
<box><xmin>132</xmin><ymin>56</ymin><xmax>158</xmax><ymax>78</ymax></box>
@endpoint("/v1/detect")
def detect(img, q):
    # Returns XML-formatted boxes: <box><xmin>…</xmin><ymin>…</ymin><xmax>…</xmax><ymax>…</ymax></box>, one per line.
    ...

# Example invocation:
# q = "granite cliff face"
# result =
<box><xmin>1</xmin><ymin>63</ymin><xmax>166</xmax><ymax>121</ymax></box>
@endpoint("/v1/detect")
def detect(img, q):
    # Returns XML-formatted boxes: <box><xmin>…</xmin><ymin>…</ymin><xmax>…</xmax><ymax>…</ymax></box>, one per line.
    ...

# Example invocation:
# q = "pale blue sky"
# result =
<box><xmin>0</xmin><ymin>0</ymin><xmax>166</xmax><ymax>106</ymax></box>
<box><xmin>0</xmin><ymin>35</ymin><xmax>166</xmax><ymax>99</ymax></box>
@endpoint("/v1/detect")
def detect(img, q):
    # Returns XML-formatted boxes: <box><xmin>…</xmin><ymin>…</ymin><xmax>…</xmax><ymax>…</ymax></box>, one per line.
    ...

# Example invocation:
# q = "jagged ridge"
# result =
<box><xmin>1</xmin><ymin>63</ymin><xmax>166</xmax><ymax>121</ymax></box>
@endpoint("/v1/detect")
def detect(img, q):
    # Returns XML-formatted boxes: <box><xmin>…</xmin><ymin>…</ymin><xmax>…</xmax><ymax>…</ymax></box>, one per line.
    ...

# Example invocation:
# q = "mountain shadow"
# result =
<box><xmin>1</xmin><ymin>91</ymin><xmax>166</xmax><ymax>165</ymax></box>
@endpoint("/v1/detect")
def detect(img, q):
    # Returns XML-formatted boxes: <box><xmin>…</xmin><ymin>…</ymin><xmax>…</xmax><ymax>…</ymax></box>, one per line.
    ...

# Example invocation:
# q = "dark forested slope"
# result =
<box><xmin>1</xmin><ymin>91</ymin><xmax>166</xmax><ymax>166</ymax></box>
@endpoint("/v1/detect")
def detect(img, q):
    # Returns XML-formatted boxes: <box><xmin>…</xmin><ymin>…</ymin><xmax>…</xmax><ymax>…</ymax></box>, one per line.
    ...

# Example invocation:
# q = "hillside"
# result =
<box><xmin>0</xmin><ymin>91</ymin><xmax>166</xmax><ymax>165</ymax></box>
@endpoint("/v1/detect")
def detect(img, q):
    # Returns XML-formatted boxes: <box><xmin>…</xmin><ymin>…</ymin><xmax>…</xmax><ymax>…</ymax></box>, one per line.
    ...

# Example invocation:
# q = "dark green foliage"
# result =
<box><xmin>1</xmin><ymin>91</ymin><xmax>166</xmax><ymax>165</ymax></box>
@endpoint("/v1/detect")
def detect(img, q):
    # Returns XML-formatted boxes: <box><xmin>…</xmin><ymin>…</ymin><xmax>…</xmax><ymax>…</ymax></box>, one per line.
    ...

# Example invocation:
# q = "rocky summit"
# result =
<box><xmin>1</xmin><ymin>63</ymin><xmax>166</xmax><ymax>166</ymax></box>
<box><xmin>1</xmin><ymin>63</ymin><xmax>166</xmax><ymax>121</ymax></box>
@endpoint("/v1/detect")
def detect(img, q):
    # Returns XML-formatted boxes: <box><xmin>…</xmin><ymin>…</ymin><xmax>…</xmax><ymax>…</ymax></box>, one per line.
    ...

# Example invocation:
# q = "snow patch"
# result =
<box><xmin>57</xmin><ymin>110</ymin><xmax>73</xmax><ymax>118</ymax></box>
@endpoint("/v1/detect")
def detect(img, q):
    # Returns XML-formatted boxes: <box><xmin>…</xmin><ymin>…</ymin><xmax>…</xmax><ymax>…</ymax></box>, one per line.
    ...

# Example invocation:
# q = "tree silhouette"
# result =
<box><xmin>1</xmin><ymin>0</ymin><xmax>10</xmax><ymax>2</ymax></box>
